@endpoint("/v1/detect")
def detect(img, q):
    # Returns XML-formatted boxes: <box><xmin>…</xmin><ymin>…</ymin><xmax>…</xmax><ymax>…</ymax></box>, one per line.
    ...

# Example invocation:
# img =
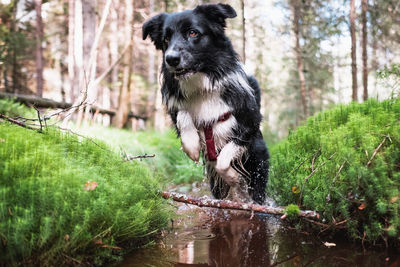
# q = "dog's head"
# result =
<box><xmin>143</xmin><ymin>3</ymin><xmax>237</xmax><ymax>80</ymax></box>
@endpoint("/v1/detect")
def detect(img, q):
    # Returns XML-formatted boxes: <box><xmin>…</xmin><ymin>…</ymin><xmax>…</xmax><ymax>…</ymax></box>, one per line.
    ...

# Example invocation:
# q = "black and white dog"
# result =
<box><xmin>143</xmin><ymin>3</ymin><xmax>269</xmax><ymax>204</ymax></box>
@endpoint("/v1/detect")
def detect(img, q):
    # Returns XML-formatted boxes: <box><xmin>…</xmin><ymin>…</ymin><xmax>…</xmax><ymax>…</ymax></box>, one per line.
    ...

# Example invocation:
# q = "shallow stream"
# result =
<box><xmin>119</xmin><ymin>186</ymin><xmax>399</xmax><ymax>267</ymax></box>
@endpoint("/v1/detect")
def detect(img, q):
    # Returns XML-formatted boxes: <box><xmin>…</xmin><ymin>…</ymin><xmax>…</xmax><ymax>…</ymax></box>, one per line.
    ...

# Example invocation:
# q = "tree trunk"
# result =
<box><xmin>350</xmin><ymin>0</ymin><xmax>358</xmax><ymax>102</ymax></box>
<box><xmin>362</xmin><ymin>0</ymin><xmax>368</xmax><ymax>101</ymax></box>
<box><xmin>82</xmin><ymin>0</ymin><xmax>97</xmax><ymax>124</ymax></box>
<box><xmin>109</xmin><ymin>1</ymin><xmax>119</xmax><ymax>111</ymax></box>
<box><xmin>34</xmin><ymin>0</ymin><xmax>44</xmax><ymax>97</ymax></box>
<box><xmin>241</xmin><ymin>0</ymin><xmax>246</xmax><ymax>64</ymax></box>
<box><xmin>112</xmin><ymin>0</ymin><xmax>134</xmax><ymax>129</ymax></box>
<box><xmin>67</xmin><ymin>0</ymin><xmax>76</xmax><ymax>102</ymax></box>
<box><xmin>10</xmin><ymin>0</ymin><xmax>19</xmax><ymax>93</ymax></box>
<box><xmin>292</xmin><ymin>0</ymin><xmax>308</xmax><ymax>118</ymax></box>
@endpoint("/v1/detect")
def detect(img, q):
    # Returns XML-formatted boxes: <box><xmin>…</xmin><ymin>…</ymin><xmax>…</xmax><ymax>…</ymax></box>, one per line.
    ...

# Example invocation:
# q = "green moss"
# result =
<box><xmin>267</xmin><ymin>98</ymin><xmax>400</xmax><ymax>244</ymax></box>
<box><xmin>285</xmin><ymin>204</ymin><xmax>300</xmax><ymax>219</ymax></box>
<box><xmin>78</xmin><ymin>125</ymin><xmax>204</xmax><ymax>184</ymax></box>
<box><xmin>0</xmin><ymin>123</ymin><xmax>170</xmax><ymax>265</ymax></box>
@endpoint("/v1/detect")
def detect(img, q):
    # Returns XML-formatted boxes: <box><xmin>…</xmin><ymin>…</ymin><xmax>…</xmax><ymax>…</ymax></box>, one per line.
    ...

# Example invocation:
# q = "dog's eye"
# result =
<box><xmin>188</xmin><ymin>30</ymin><xmax>198</xmax><ymax>38</ymax></box>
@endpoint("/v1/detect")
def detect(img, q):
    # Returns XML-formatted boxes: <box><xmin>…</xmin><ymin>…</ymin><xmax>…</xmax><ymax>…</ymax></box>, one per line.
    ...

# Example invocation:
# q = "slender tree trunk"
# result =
<box><xmin>241</xmin><ymin>0</ymin><xmax>246</xmax><ymax>64</ymax></box>
<box><xmin>112</xmin><ymin>0</ymin><xmax>134</xmax><ymax>129</ymax></box>
<box><xmin>109</xmin><ymin>1</ymin><xmax>119</xmax><ymax>111</ymax></box>
<box><xmin>10</xmin><ymin>0</ymin><xmax>19</xmax><ymax>93</ymax></box>
<box><xmin>73</xmin><ymin>0</ymin><xmax>84</xmax><ymax>126</ymax></box>
<box><xmin>362</xmin><ymin>0</ymin><xmax>368</xmax><ymax>101</ymax></box>
<box><xmin>82</xmin><ymin>0</ymin><xmax>97</xmax><ymax>124</ymax></box>
<box><xmin>350</xmin><ymin>0</ymin><xmax>358</xmax><ymax>102</ymax></box>
<box><xmin>34</xmin><ymin>0</ymin><xmax>44</xmax><ymax>97</ymax></box>
<box><xmin>68</xmin><ymin>0</ymin><xmax>76</xmax><ymax>102</ymax></box>
<box><xmin>292</xmin><ymin>0</ymin><xmax>308</xmax><ymax>118</ymax></box>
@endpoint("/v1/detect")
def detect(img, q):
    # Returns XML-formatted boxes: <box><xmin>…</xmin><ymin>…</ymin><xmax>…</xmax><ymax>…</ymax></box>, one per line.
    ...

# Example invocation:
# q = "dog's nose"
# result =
<box><xmin>165</xmin><ymin>53</ymin><xmax>180</xmax><ymax>67</ymax></box>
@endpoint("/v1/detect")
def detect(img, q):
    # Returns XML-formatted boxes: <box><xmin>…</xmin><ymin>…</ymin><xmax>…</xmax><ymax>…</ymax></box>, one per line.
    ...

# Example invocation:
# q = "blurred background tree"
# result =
<box><xmin>0</xmin><ymin>0</ymin><xmax>399</xmax><ymax>142</ymax></box>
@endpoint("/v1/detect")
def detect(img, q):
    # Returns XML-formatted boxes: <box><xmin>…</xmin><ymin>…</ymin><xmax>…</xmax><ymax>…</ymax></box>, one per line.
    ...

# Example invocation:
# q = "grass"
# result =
<box><xmin>77</xmin><ymin>125</ymin><xmax>204</xmax><ymax>185</ymax></box>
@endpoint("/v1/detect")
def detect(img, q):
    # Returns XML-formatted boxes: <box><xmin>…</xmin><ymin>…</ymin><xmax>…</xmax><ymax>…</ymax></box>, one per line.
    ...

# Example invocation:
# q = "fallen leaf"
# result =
<box><xmin>64</xmin><ymin>234</ymin><xmax>70</xmax><ymax>241</ymax></box>
<box><xmin>391</xmin><ymin>196</ymin><xmax>399</xmax><ymax>203</ymax></box>
<box><xmin>101</xmin><ymin>244</ymin><xmax>122</xmax><ymax>250</ymax></box>
<box><xmin>358</xmin><ymin>202</ymin><xmax>366</xmax><ymax>210</ymax></box>
<box><xmin>94</xmin><ymin>239</ymin><xmax>103</xmax><ymax>245</ymax></box>
<box><xmin>323</xmin><ymin>241</ymin><xmax>336</xmax><ymax>247</ymax></box>
<box><xmin>84</xmin><ymin>181</ymin><xmax>98</xmax><ymax>191</ymax></box>
<box><xmin>292</xmin><ymin>185</ymin><xmax>301</xmax><ymax>194</ymax></box>
<box><xmin>0</xmin><ymin>138</ymin><xmax>5</xmax><ymax>143</ymax></box>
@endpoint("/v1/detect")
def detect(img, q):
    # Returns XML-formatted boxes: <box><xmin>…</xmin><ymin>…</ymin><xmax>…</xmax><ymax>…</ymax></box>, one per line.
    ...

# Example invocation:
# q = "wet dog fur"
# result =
<box><xmin>143</xmin><ymin>3</ymin><xmax>269</xmax><ymax>204</ymax></box>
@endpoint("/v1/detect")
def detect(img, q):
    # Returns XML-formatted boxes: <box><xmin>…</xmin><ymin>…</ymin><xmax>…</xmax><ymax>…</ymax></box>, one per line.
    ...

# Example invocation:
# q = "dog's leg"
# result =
<box><xmin>214</xmin><ymin>142</ymin><xmax>253</xmax><ymax>202</ymax></box>
<box><xmin>177</xmin><ymin>110</ymin><xmax>200</xmax><ymax>162</ymax></box>
<box><xmin>215</xmin><ymin>141</ymin><xmax>244</xmax><ymax>186</ymax></box>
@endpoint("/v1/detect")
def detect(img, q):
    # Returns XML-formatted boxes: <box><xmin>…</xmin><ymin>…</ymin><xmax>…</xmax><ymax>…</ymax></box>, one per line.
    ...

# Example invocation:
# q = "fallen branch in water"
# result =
<box><xmin>159</xmin><ymin>191</ymin><xmax>320</xmax><ymax>219</ymax></box>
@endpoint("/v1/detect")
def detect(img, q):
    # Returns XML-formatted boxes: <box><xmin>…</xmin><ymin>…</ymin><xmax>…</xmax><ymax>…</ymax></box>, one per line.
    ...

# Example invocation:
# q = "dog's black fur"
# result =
<box><xmin>143</xmin><ymin>3</ymin><xmax>269</xmax><ymax>204</ymax></box>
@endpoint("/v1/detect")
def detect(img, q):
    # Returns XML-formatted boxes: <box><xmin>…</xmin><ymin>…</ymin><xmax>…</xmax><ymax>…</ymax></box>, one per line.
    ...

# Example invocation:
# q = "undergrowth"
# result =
<box><xmin>268</xmin><ymin>98</ymin><xmax>400</xmax><ymax>244</ymax></box>
<box><xmin>0</xmin><ymin>123</ymin><xmax>170</xmax><ymax>265</ymax></box>
<box><xmin>78</xmin><ymin>125</ymin><xmax>204</xmax><ymax>185</ymax></box>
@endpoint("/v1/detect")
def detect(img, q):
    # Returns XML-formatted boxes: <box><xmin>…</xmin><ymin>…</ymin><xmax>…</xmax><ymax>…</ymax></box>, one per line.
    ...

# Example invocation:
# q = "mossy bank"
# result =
<box><xmin>0</xmin><ymin>123</ymin><xmax>169</xmax><ymax>265</ymax></box>
<box><xmin>268</xmin><ymin>98</ymin><xmax>400</xmax><ymax>245</ymax></box>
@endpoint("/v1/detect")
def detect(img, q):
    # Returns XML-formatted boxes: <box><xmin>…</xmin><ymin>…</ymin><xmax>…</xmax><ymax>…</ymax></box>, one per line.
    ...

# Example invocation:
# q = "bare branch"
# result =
<box><xmin>366</xmin><ymin>136</ymin><xmax>388</xmax><ymax>167</ymax></box>
<box><xmin>124</xmin><ymin>154</ymin><xmax>155</xmax><ymax>161</ymax></box>
<box><xmin>160</xmin><ymin>191</ymin><xmax>320</xmax><ymax>219</ymax></box>
<box><xmin>0</xmin><ymin>114</ymin><xmax>39</xmax><ymax>131</ymax></box>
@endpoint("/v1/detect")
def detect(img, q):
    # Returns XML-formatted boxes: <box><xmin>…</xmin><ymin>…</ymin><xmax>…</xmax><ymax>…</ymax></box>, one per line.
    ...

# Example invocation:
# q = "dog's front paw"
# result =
<box><xmin>181</xmin><ymin>130</ymin><xmax>200</xmax><ymax>162</ymax></box>
<box><xmin>215</xmin><ymin>160</ymin><xmax>239</xmax><ymax>186</ymax></box>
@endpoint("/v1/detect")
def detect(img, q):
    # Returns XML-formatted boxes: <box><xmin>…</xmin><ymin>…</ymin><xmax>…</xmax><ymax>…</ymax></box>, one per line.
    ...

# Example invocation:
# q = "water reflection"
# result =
<box><xmin>119</xmin><ymin>209</ymin><xmax>400</xmax><ymax>267</ymax></box>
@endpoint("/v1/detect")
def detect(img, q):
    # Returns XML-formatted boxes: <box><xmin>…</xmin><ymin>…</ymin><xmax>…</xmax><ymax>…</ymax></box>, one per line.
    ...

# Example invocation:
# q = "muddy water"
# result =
<box><xmin>119</xmin><ymin>203</ymin><xmax>399</xmax><ymax>267</ymax></box>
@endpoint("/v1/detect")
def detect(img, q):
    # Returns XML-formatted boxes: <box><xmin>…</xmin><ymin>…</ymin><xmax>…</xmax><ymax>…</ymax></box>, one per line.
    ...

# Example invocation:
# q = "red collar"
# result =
<box><xmin>204</xmin><ymin>112</ymin><xmax>231</xmax><ymax>161</ymax></box>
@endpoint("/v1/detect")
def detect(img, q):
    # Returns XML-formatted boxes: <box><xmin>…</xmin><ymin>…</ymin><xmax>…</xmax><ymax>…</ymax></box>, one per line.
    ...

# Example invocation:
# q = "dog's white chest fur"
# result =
<box><xmin>177</xmin><ymin>73</ymin><xmax>236</xmax><ymax>151</ymax></box>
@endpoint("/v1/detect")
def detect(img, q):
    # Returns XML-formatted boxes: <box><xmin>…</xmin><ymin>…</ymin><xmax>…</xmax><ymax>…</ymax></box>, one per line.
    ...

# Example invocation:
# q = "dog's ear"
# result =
<box><xmin>194</xmin><ymin>3</ymin><xmax>237</xmax><ymax>28</ymax></box>
<box><xmin>142</xmin><ymin>13</ymin><xmax>167</xmax><ymax>50</ymax></box>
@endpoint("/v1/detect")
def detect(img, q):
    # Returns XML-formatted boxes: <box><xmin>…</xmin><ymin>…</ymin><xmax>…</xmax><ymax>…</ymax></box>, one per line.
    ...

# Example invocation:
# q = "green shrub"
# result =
<box><xmin>0</xmin><ymin>123</ymin><xmax>169</xmax><ymax>265</ymax></box>
<box><xmin>268</xmin><ymin>98</ymin><xmax>400</xmax><ymax>244</ymax></box>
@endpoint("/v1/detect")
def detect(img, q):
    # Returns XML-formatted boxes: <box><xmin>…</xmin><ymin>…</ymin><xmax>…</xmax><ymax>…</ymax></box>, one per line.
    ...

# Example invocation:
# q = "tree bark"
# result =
<box><xmin>67</xmin><ymin>0</ymin><xmax>76</xmax><ymax>103</ymax></box>
<box><xmin>10</xmin><ymin>0</ymin><xmax>19</xmax><ymax>93</ymax></box>
<box><xmin>350</xmin><ymin>0</ymin><xmax>358</xmax><ymax>102</ymax></box>
<box><xmin>112</xmin><ymin>0</ymin><xmax>134</xmax><ymax>129</ymax></box>
<box><xmin>292</xmin><ymin>0</ymin><xmax>308</xmax><ymax>118</ymax></box>
<box><xmin>241</xmin><ymin>0</ymin><xmax>246</xmax><ymax>64</ymax></box>
<box><xmin>362</xmin><ymin>0</ymin><xmax>368</xmax><ymax>101</ymax></box>
<box><xmin>34</xmin><ymin>0</ymin><xmax>44</xmax><ymax>97</ymax></box>
<box><xmin>160</xmin><ymin>191</ymin><xmax>320</xmax><ymax>219</ymax></box>
<box><xmin>82</xmin><ymin>0</ymin><xmax>97</xmax><ymax>124</ymax></box>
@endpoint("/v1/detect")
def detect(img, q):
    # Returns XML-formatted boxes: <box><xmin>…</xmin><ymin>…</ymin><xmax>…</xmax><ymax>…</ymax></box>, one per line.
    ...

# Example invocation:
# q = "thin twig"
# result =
<box><xmin>125</xmin><ymin>154</ymin><xmax>156</xmax><ymax>161</ymax></box>
<box><xmin>305</xmin><ymin>152</ymin><xmax>337</xmax><ymax>182</ymax></box>
<box><xmin>0</xmin><ymin>114</ymin><xmax>39</xmax><ymax>130</ymax></box>
<box><xmin>33</xmin><ymin>106</ymin><xmax>43</xmax><ymax>132</ymax></box>
<box><xmin>366</xmin><ymin>136</ymin><xmax>388</xmax><ymax>167</ymax></box>
<box><xmin>333</xmin><ymin>160</ymin><xmax>347</xmax><ymax>184</ymax></box>
<box><xmin>311</xmin><ymin>148</ymin><xmax>321</xmax><ymax>171</ymax></box>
